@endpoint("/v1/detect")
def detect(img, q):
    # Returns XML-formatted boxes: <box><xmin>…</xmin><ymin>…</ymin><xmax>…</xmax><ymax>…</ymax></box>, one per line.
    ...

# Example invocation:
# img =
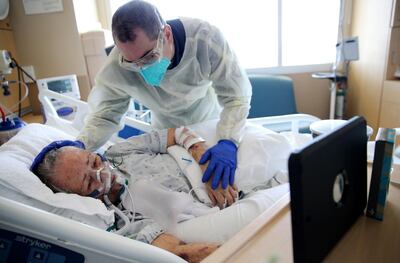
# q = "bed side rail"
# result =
<box><xmin>247</xmin><ymin>114</ymin><xmax>320</xmax><ymax>133</ymax></box>
<box><xmin>38</xmin><ymin>89</ymin><xmax>89</xmax><ymax>135</ymax></box>
<box><xmin>38</xmin><ymin>89</ymin><xmax>152</xmax><ymax>139</ymax></box>
<box><xmin>0</xmin><ymin>196</ymin><xmax>186</xmax><ymax>263</ymax></box>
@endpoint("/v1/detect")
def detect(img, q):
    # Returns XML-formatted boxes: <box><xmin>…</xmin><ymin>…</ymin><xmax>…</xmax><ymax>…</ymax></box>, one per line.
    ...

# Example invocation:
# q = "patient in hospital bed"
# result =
<box><xmin>30</xmin><ymin>125</ymin><xmax>294</xmax><ymax>262</ymax></box>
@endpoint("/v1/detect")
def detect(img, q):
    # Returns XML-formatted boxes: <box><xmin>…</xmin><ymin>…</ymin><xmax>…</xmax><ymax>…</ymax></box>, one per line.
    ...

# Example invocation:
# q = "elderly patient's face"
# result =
<box><xmin>50</xmin><ymin>147</ymin><xmax>118</xmax><ymax>197</ymax></box>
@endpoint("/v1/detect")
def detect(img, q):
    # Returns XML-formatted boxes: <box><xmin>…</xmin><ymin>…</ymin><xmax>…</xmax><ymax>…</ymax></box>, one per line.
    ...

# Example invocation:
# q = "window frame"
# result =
<box><xmin>101</xmin><ymin>0</ymin><xmax>349</xmax><ymax>74</ymax></box>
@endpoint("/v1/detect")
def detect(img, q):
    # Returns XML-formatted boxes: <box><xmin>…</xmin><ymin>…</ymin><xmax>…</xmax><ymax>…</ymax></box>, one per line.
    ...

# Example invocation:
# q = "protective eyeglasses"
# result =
<box><xmin>119</xmin><ymin>29</ymin><xmax>165</xmax><ymax>72</ymax></box>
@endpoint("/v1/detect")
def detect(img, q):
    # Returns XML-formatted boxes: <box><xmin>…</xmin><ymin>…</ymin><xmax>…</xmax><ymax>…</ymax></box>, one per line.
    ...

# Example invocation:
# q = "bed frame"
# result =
<box><xmin>0</xmin><ymin>89</ymin><xmax>320</xmax><ymax>262</ymax></box>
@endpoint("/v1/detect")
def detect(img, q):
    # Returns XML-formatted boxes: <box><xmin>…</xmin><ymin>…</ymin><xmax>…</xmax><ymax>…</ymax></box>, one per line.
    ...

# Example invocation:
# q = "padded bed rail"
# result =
<box><xmin>0</xmin><ymin>196</ymin><xmax>186</xmax><ymax>263</ymax></box>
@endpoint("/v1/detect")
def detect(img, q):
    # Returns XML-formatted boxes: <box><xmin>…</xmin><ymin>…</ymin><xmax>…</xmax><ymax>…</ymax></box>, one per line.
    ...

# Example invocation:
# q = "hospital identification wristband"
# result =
<box><xmin>175</xmin><ymin>126</ymin><xmax>206</xmax><ymax>150</ymax></box>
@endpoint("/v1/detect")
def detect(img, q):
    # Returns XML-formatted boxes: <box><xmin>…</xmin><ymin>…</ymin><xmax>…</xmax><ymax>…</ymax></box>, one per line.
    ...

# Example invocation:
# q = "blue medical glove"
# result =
<box><xmin>199</xmin><ymin>139</ymin><xmax>238</xmax><ymax>190</ymax></box>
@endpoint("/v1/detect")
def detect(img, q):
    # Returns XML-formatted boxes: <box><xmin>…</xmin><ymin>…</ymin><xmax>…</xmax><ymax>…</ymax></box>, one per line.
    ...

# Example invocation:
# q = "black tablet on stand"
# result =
<box><xmin>289</xmin><ymin>116</ymin><xmax>367</xmax><ymax>263</ymax></box>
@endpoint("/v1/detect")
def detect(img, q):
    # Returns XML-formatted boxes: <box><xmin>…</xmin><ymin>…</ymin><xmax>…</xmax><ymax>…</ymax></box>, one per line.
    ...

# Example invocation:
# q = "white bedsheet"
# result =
<box><xmin>173</xmin><ymin>183</ymin><xmax>289</xmax><ymax>244</ymax></box>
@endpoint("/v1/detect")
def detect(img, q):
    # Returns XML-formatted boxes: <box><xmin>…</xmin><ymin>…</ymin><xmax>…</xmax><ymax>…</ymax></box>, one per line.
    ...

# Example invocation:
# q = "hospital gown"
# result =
<box><xmin>105</xmin><ymin>129</ymin><xmax>193</xmax><ymax>244</ymax></box>
<box><xmin>78</xmin><ymin>17</ymin><xmax>252</xmax><ymax>151</ymax></box>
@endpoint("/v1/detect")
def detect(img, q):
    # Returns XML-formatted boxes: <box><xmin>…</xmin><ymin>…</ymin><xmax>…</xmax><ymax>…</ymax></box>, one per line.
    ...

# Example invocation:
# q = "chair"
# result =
<box><xmin>247</xmin><ymin>74</ymin><xmax>317</xmax><ymax>133</ymax></box>
<box><xmin>248</xmin><ymin>74</ymin><xmax>297</xmax><ymax>118</ymax></box>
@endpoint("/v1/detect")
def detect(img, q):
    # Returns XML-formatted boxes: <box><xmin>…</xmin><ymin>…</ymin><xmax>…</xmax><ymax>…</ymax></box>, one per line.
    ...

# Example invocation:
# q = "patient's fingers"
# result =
<box><xmin>230</xmin><ymin>183</ymin><xmax>238</xmax><ymax>192</ymax></box>
<box><xmin>207</xmin><ymin>190</ymin><xmax>217</xmax><ymax>207</ymax></box>
<box><xmin>224</xmin><ymin>188</ymin><xmax>234</xmax><ymax>207</ymax></box>
<box><xmin>214</xmin><ymin>190</ymin><xmax>226</xmax><ymax>209</ymax></box>
<box><xmin>229</xmin><ymin>186</ymin><xmax>237</xmax><ymax>199</ymax></box>
<box><xmin>205</xmin><ymin>181</ymin><xmax>239</xmax><ymax>209</ymax></box>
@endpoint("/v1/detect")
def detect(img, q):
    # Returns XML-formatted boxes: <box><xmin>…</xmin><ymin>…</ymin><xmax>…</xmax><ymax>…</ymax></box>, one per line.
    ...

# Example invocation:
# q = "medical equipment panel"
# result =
<box><xmin>37</xmin><ymin>75</ymin><xmax>80</xmax><ymax>120</ymax></box>
<box><xmin>0</xmin><ymin>229</ymin><xmax>84</xmax><ymax>263</ymax></box>
<box><xmin>37</xmin><ymin>75</ymin><xmax>80</xmax><ymax>100</ymax></box>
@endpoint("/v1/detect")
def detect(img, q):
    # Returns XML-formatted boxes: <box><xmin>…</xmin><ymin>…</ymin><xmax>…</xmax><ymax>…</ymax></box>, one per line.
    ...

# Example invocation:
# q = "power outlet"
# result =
<box><xmin>21</xmin><ymin>65</ymin><xmax>36</xmax><ymax>83</ymax></box>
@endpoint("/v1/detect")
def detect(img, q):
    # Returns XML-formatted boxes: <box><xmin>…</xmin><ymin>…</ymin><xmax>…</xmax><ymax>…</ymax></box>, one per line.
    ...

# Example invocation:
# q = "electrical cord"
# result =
<box><xmin>11</xmin><ymin>58</ymin><xmax>37</xmax><ymax>84</ymax></box>
<box><xmin>2</xmin><ymin>55</ymin><xmax>37</xmax><ymax>117</ymax></box>
<box><xmin>0</xmin><ymin>80</ymin><xmax>29</xmax><ymax>114</ymax></box>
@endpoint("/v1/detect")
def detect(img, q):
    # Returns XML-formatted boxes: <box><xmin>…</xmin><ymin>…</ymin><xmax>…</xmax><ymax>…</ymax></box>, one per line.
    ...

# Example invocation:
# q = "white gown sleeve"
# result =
<box><xmin>207</xmin><ymin>25</ymin><xmax>252</xmax><ymax>144</ymax></box>
<box><xmin>77</xmin><ymin>82</ymin><xmax>131</xmax><ymax>151</ymax></box>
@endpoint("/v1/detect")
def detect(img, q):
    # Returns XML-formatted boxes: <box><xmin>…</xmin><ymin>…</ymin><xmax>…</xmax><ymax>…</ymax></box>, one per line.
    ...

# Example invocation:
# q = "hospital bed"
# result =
<box><xmin>0</xmin><ymin>89</ymin><xmax>320</xmax><ymax>262</ymax></box>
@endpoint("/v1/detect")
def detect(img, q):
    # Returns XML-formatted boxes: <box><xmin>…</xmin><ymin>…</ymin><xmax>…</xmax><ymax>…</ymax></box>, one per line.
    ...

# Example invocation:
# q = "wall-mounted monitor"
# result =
<box><xmin>37</xmin><ymin>74</ymin><xmax>80</xmax><ymax>100</ymax></box>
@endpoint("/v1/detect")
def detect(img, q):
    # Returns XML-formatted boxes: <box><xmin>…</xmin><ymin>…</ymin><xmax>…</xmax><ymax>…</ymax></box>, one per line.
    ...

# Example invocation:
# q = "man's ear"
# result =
<box><xmin>164</xmin><ymin>24</ymin><xmax>173</xmax><ymax>42</ymax></box>
<box><xmin>163</xmin><ymin>24</ymin><xmax>174</xmax><ymax>59</ymax></box>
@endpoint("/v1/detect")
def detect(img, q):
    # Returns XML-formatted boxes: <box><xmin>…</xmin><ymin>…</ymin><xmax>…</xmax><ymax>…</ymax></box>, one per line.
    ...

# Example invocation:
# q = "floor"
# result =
<box><xmin>21</xmin><ymin>113</ymin><xmax>44</xmax><ymax>124</ymax></box>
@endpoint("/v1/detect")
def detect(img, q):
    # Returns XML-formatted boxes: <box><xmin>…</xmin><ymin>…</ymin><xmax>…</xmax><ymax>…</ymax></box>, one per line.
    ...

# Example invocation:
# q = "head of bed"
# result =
<box><xmin>0</xmin><ymin>123</ymin><xmax>185</xmax><ymax>262</ymax></box>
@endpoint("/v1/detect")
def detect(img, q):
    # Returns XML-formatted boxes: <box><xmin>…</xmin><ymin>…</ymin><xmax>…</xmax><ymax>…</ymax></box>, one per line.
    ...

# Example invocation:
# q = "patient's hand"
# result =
<box><xmin>175</xmin><ymin>243</ymin><xmax>219</xmax><ymax>263</ymax></box>
<box><xmin>205</xmin><ymin>181</ymin><xmax>238</xmax><ymax>209</ymax></box>
<box><xmin>152</xmin><ymin>233</ymin><xmax>219</xmax><ymax>263</ymax></box>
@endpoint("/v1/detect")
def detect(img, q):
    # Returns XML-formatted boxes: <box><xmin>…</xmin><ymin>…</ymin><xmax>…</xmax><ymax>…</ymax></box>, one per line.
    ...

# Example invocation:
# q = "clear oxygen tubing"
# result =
<box><xmin>110</xmin><ymin>166</ymin><xmax>137</xmax><ymax>227</ymax></box>
<box><xmin>0</xmin><ymin>80</ymin><xmax>29</xmax><ymax>115</ymax></box>
<box><xmin>103</xmin><ymin>186</ymin><xmax>135</xmax><ymax>236</ymax></box>
<box><xmin>93</xmin><ymin>164</ymin><xmax>137</xmax><ymax>236</ymax></box>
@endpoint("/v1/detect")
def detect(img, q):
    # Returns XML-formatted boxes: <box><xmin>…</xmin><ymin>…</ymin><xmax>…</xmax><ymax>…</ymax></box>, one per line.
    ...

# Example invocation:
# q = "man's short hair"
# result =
<box><xmin>112</xmin><ymin>0</ymin><xmax>165</xmax><ymax>43</ymax></box>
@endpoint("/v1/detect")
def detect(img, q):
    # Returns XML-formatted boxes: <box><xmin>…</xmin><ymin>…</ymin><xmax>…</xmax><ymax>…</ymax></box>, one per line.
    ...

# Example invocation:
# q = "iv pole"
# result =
<box><xmin>312</xmin><ymin>0</ymin><xmax>358</xmax><ymax>120</ymax></box>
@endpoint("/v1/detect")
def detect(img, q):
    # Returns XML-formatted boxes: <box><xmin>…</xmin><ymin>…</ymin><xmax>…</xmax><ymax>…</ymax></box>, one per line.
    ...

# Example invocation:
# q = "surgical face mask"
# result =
<box><xmin>139</xmin><ymin>57</ymin><xmax>171</xmax><ymax>86</ymax></box>
<box><xmin>87</xmin><ymin>162</ymin><xmax>115</xmax><ymax>198</ymax></box>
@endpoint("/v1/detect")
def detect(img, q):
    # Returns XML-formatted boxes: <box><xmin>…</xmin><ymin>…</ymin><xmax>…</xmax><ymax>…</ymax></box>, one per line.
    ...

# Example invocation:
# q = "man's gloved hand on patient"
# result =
<box><xmin>174</xmin><ymin>128</ymin><xmax>239</xmax><ymax>209</ymax></box>
<box><xmin>199</xmin><ymin>139</ymin><xmax>238</xmax><ymax>190</ymax></box>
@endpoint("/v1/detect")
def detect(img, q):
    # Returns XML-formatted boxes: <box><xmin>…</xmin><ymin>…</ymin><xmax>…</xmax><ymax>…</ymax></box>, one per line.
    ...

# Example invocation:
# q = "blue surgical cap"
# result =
<box><xmin>30</xmin><ymin>140</ymin><xmax>85</xmax><ymax>175</ymax></box>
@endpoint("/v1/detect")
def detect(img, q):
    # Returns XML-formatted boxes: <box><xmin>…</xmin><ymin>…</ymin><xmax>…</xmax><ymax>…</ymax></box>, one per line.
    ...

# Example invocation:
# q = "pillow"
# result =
<box><xmin>0</xmin><ymin>123</ymin><xmax>114</xmax><ymax>229</ymax></box>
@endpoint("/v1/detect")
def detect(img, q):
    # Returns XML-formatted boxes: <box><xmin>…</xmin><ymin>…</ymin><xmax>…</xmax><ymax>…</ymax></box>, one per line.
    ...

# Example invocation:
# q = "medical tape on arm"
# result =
<box><xmin>175</xmin><ymin>126</ymin><xmax>205</xmax><ymax>150</ymax></box>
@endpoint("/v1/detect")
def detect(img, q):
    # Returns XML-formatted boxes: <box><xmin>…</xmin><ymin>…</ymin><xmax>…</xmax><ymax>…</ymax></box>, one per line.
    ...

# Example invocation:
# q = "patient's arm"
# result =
<box><xmin>152</xmin><ymin>233</ymin><xmax>218</xmax><ymax>263</ymax></box>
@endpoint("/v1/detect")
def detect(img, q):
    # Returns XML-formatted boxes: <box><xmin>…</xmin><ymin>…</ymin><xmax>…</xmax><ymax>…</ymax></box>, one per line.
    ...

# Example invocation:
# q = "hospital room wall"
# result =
<box><xmin>347</xmin><ymin>0</ymin><xmax>396</xmax><ymax>136</ymax></box>
<box><xmin>8</xmin><ymin>0</ymin><xmax>91</xmax><ymax>109</ymax></box>
<box><xmin>288</xmin><ymin>73</ymin><xmax>330</xmax><ymax>119</ymax></box>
